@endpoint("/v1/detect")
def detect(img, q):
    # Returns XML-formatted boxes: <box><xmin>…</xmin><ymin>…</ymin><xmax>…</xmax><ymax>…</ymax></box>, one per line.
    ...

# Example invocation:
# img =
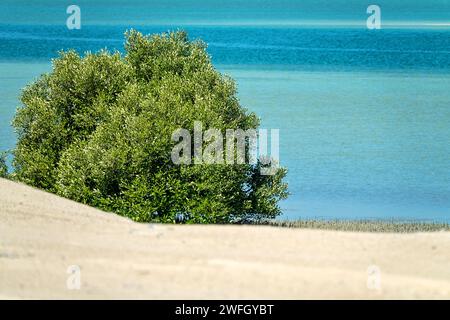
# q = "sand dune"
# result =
<box><xmin>0</xmin><ymin>177</ymin><xmax>449</xmax><ymax>299</ymax></box>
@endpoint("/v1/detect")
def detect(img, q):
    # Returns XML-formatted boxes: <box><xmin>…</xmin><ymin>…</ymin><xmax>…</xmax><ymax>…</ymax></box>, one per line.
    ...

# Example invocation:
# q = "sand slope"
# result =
<box><xmin>0</xmin><ymin>177</ymin><xmax>449</xmax><ymax>299</ymax></box>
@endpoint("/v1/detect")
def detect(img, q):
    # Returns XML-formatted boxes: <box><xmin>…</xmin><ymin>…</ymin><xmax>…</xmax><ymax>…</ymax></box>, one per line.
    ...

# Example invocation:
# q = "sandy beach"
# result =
<box><xmin>0</xmin><ymin>177</ymin><xmax>449</xmax><ymax>299</ymax></box>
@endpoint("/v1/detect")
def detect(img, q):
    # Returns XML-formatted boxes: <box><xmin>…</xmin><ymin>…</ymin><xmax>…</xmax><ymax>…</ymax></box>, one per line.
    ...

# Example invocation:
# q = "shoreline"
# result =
<box><xmin>255</xmin><ymin>219</ymin><xmax>450</xmax><ymax>233</ymax></box>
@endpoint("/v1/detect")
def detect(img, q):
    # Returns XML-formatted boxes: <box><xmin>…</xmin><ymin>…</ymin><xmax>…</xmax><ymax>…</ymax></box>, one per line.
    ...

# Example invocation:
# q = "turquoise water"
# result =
<box><xmin>1</xmin><ymin>2</ymin><xmax>449</xmax><ymax>222</ymax></box>
<box><xmin>1</xmin><ymin>0</ymin><xmax>449</xmax><ymax>26</ymax></box>
<box><xmin>228</xmin><ymin>69</ymin><xmax>450</xmax><ymax>221</ymax></box>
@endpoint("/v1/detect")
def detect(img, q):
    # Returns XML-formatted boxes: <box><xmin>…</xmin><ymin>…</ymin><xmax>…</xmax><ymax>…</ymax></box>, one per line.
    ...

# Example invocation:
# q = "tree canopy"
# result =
<box><xmin>12</xmin><ymin>30</ymin><xmax>288</xmax><ymax>223</ymax></box>
<box><xmin>0</xmin><ymin>152</ymin><xmax>7</xmax><ymax>178</ymax></box>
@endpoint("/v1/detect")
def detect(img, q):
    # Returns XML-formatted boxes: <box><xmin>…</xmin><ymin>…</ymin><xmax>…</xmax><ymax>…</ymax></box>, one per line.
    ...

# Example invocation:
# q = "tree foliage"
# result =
<box><xmin>0</xmin><ymin>152</ymin><xmax>8</xmax><ymax>178</ymax></box>
<box><xmin>12</xmin><ymin>30</ymin><xmax>288</xmax><ymax>223</ymax></box>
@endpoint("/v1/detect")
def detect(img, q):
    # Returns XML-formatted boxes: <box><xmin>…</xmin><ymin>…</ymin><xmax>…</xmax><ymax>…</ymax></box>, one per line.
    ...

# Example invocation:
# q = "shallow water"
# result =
<box><xmin>224</xmin><ymin>69</ymin><xmax>450</xmax><ymax>221</ymax></box>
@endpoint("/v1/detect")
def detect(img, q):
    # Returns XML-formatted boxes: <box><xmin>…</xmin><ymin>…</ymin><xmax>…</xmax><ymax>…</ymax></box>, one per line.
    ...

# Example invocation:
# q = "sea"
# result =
<box><xmin>1</xmin><ymin>1</ymin><xmax>449</xmax><ymax>222</ymax></box>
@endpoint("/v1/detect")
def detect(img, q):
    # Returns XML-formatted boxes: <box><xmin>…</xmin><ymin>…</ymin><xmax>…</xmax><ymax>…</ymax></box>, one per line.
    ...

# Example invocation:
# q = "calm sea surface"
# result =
<box><xmin>1</xmin><ymin>20</ymin><xmax>449</xmax><ymax>221</ymax></box>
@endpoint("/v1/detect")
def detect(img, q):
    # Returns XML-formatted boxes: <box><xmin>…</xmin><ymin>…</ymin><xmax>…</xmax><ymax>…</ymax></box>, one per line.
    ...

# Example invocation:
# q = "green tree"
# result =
<box><xmin>0</xmin><ymin>152</ymin><xmax>8</xmax><ymax>178</ymax></box>
<box><xmin>12</xmin><ymin>30</ymin><xmax>288</xmax><ymax>223</ymax></box>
